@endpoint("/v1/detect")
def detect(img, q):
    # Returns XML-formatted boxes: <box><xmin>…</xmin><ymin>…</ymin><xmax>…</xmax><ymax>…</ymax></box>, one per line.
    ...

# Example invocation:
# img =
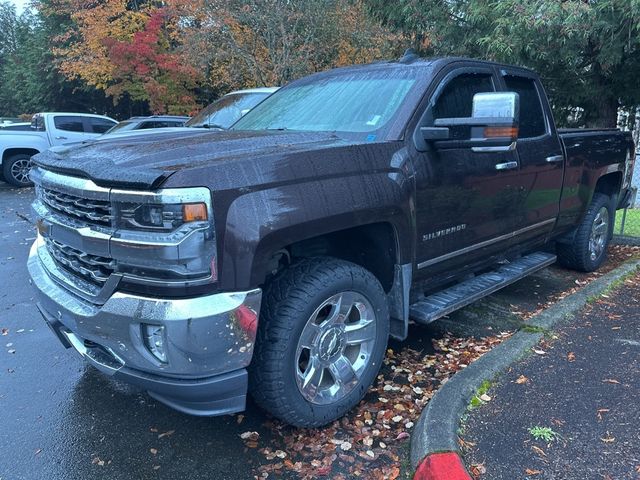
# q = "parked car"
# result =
<box><xmin>0</xmin><ymin>122</ymin><xmax>32</xmax><ymax>131</ymax></box>
<box><xmin>82</xmin><ymin>88</ymin><xmax>278</xmax><ymax>143</ymax></box>
<box><xmin>28</xmin><ymin>56</ymin><xmax>636</xmax><ymax>427</ymax></box>
<box><xmin>103</xmin><ymin>115</ymin><xmax>190</xmax><ymax>135</ymax></box>
<box><xmin>185</xmin><ymin>87</ymin><xmax>279</xmax><ymax>129</ymax></box>
<box><xmin>0</xmin><ymin>112</ymin><xmax>117</xmax><ymax>187</ymax></box>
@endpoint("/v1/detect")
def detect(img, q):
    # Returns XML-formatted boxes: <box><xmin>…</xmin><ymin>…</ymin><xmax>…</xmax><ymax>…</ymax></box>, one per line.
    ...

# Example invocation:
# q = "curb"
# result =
<box><xmin>410</xmin><ymin>259</ymin><xmax>640</xmax><ymax>479</ymax></box>
<box><xmin>611</xmin><ymin>234</ymin><xmax>640</xmax><ymax>246</ymax></box>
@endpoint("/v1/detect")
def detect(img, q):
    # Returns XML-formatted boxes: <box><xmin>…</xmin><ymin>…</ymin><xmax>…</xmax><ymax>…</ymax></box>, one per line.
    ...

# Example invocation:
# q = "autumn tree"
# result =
<box><xmin>368</xmin><ymin>0</ymin><xmax>640</xmax><ymax>127</ymax></box>
<box><xmin>48</xmin><ymin>0</ymin><xmax>202</xmax><ymax>114</ymax></box>
<box><xmin>183</xmin><ymin>0</ymin><xmax>404</xmax><ymax>93</ymax></box>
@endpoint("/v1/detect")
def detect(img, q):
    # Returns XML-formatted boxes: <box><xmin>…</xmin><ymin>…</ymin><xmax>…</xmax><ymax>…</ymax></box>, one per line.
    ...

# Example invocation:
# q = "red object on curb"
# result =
<box><xmin>414</xmin><ymin>452</ymin><xmax>472</xmax><ymax>480</ymax></box>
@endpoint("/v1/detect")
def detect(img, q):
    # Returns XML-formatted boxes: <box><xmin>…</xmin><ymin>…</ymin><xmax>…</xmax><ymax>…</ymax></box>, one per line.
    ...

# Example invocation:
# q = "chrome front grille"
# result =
<box><xmin>45</xmin><ymin>238</ymin><xmax>115</xmax><ymax>287</ymax></box>
<box><xmin>40</xmin><ymin>187</ymin><xmax>113</xmax><ymax>226</ymax></box>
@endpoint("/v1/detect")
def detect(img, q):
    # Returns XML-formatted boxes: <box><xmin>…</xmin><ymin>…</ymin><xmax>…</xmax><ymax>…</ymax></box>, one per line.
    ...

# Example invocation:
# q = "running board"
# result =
<box><xmin>409</xmin><ymin>252</ymin><xmax>557</xmax><ymax>325</ymax></box>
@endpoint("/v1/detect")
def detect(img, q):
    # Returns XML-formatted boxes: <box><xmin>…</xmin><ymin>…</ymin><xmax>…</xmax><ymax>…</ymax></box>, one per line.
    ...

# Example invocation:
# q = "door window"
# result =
<box><xmin>53</xmin><ymin>116</ymin><xmax>85</xmax><ymax>132</ymax></box>
<box><xmin>433</xmin><ymin>73</ymin><xmax>495</xmax><ymax>139</ymax></box>
<box><xmin>504</xmin><ymin>76</ymin><xmax>546</xmax><ymax>138</ymax></box>
<box><xmin>89</xmin><ymin>117</ymin><xmax>117</xmax><ymax>134</ymax></box>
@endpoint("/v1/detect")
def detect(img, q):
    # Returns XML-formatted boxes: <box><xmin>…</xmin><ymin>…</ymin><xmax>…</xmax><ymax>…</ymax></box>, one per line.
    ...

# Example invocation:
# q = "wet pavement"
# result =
<box><xmin>462</xmin><ymin>272</ymin><xmax>640</xmax><ymax>480</ymax></box>
<box><xmin>0</xmin><ymin>181</ymin><xmax>635</xmax><ymax>480</ymax></box>
<box><xmin>0</xmin><ymin>184</ymin><xmax>276</xmax><ymax>480</ymax></box>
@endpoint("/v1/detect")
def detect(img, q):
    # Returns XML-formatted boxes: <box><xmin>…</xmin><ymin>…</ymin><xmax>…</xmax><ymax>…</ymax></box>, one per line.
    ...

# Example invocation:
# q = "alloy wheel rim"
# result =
<box><xmin>11</xmin><ymin>158</ymin><xmax>32</xmax><ymax>185</ymax></box>
<box><xmin>294</xmin><ymin>291</ymin><xmax>376</xmax><ymax>405</ymax></box>
<box><xmin>589</xmin><ymin>206</ymin><xmax>609</xmax><ymax>261</ymax></box>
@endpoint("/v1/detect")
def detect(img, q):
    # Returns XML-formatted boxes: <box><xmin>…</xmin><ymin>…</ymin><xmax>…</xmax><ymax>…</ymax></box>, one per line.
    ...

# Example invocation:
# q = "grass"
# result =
<box><xmin>615</xmin><ymin>208</ymin><xmax>640</xmax><ymax>236</ymax></box>
<box><xmin>468</xmin><ymin>380</ymin><xmax>492</xmax><ymax>409</ymax></box>
<box><xmin>528</xmin><ymin>426</ymin><xmax>558</xmax><ymax>443</ymax></box>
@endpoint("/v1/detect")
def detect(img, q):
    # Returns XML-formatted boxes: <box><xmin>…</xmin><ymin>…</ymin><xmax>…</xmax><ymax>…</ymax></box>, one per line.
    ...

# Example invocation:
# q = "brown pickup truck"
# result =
<box><xmin>28</xmin><ymin>55</ymin><xmax>636</xmax><ymax>427</ymax></box>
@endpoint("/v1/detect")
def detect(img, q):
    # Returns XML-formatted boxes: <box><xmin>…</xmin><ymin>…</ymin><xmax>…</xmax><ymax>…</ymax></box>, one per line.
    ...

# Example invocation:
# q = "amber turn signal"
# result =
<box><xmin>484</xmin><ymin>126</ymin><xmax>518</xmax><ymax>139</ymax></box>
<box><xmin>182</xmin><ymin>203</ymin><xmax>208</xmax><ymax>222</ymax></box>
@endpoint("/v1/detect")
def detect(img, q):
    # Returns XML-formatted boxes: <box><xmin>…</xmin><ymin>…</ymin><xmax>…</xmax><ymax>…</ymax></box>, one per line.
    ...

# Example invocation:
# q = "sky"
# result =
<box><xmin>5</xmin><ymin>0</ymin><xmax>30</xmax><ymax>14</ymax></box>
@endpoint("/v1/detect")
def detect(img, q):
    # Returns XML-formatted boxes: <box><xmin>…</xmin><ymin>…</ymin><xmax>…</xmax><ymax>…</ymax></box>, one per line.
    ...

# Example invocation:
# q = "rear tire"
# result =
<box><xmin>249</xmin><ymin>257</ymin><xmax>389</xmax><ymax>427</ymax></box>
<box><xmin>3</xmin><ymin>154</ymin><xmax>34</xmax><ymax>187</ymax></box>
<box><xmin>556</xmin><ymin>192</ymin><xmax>615</xmax><ymax>272</ymax></box>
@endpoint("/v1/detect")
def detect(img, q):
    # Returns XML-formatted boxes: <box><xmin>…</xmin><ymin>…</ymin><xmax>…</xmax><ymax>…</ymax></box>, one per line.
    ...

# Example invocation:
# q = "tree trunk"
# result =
<box><xmin>585</xmin><ymin>96</ymin><xmax>618</xmax><ymax>128</ymax></box>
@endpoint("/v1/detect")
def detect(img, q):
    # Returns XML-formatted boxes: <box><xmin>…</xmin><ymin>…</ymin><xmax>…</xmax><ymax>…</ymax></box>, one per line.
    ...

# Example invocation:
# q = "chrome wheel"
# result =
<box><xmin>589</xmin><ymin>206</ymin><xmax>609</xmax><ymax>261</ymax></box>
<box><xmin>10</xmin><ymin>157</ymin><xmax>33</xmax><ymax>185</ymax></box>
<box><xmin>295</xmin><ymin>291</ymin><xmax>377</xmax><ymax>405</ymax></box>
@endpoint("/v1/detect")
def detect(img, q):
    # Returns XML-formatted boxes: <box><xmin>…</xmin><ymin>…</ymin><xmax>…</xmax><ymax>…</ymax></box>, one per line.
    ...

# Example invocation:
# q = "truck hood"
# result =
<box><xmin>33</xmin><ymin>129</ymin><xmax>348</xmax><ymax>189</ymax></box>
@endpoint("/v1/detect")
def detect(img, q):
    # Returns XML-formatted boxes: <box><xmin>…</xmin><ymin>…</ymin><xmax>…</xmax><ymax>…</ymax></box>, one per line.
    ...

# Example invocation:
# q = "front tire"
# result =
<box><xmin>249</xmin><ymin>257</ymin><xmax>389</xmax><ymax>427</ymax></box>
<box><xmin>557</xmin><ymin>192</ymin><xmax>615</xmax><ymax>272</ymax></box>
<box><xmin>3</xmin><ymin>154</ymin><xmax>34</xmax><ymax>187</ymax></box>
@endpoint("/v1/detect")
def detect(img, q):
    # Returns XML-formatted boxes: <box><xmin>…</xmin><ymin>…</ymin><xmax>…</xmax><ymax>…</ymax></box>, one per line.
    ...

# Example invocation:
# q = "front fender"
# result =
<box><xmin>218</xmin><ymin>171</ymin><xmax>414</xmax><ymax>291</ymax></box>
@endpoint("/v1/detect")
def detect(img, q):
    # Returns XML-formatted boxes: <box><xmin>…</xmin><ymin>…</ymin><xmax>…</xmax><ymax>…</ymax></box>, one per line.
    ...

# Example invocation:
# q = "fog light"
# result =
<box><xmin>143</xmin><ymin>324</ymin><xmax>167</xmax><ymax>363</ymax></box>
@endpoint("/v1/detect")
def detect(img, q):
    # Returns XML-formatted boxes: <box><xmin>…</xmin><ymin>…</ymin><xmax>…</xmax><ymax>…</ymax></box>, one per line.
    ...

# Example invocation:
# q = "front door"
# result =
<box><xmin>412</xmin><ymin>67</ymin><xmax>525</xmax><ymax>279</ymax></box>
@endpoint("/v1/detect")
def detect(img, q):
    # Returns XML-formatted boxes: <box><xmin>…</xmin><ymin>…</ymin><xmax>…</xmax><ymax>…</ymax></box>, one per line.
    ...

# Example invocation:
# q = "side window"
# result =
<box><xmin>53</xmin><ymin>116</ymin><xmax>85</xmax><ymax>133</ymax></box>
<box><xmin>504</xmin><ymin>76</ymin><xmax>546</xmax><ymax>138</ymax></box>
<box><xmin>89</xmin><ymin>118</ymin><xmax>116</xmax><ymax>134</ymax></box>
<box><xmin>433</xmin><ymin>73</ymin><xmax>495</xmax><ymax>119</ymax></box>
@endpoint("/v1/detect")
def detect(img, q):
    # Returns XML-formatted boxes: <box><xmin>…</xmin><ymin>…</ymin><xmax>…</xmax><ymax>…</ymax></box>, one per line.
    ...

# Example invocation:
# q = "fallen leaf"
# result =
<box><xmin>525</xmin><ymin>468</ymin><xmax>542</xmax><ymax>475</ymax></box>
<box><xmin>602</xmin><ymin>379</ymin><xmax>620</xmax><ymax>384</ymax></box>
<box><xmin>479</xmin><ymin>393</ymin><xmax>491</xmax><ymax>402</ymax></box>
<box><xmin>516</xmin><ymin>375</ymin><xmax>528</xmax><ymax>384</ymax></box>
<box><xmin>340</xmin><ymin>442</ymin><xmax>352</xmax><ymax>451</ymax></box>
<box><xmin>566</xmin><ymin>352</ymin><xmax>575</xmax><ymax>362</ymax></box>
<box><xmin>601</xmin><ymin>434</ymin><xmax>615</xmax><ymax>443</ymax></box>
<box><xmin>157</xmin><ymin>430</ymin><xmax>175</xmax><ymax>439</ymax></box>
<box><xmin>533</xmin><ymin>349</ymin><xmax>546</xmax><ymax>355</ymax></box>
<box><xmin>150</xmin><ymin>448</ymin><xmax>158</xmax><ymax>455</ymax></box>
<box><xmin>531</xmin><ymin>445</ymin><xmax>546</xmax><ymax>457</ymax></box>
<box><xmin>239</xmin><ymin>431</ymin><xmax>259</xmax><ymax>441</ymax></box>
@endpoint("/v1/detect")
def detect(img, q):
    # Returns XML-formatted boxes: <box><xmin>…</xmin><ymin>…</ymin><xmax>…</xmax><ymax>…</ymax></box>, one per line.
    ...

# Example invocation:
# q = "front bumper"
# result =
<box><xmin>28</xmin><ymin>242</ymin><xmax>262</xmax><ymax>416</ymax></box>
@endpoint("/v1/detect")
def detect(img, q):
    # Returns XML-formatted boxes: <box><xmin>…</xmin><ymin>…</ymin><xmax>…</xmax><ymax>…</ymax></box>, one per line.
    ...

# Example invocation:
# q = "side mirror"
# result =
<box><xmin>421</xmin><ymin>92</ymin><xmax>520</xmax><ymax>152</ymax></box>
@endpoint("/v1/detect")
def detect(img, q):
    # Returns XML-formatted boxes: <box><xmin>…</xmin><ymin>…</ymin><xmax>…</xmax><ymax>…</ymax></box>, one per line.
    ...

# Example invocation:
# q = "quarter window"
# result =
<box><xmin>504</xmin><ymin>76</ymin><xmax>546</xmax><ymax>138</ymax></box>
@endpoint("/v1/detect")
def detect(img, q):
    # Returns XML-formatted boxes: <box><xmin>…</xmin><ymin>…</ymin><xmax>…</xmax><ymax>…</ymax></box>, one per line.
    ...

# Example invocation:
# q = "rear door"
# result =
<box><xmin>498</xmin><ymin>70</ymin><xmax>564</xmax><ymax>243</ymax></box>
<box><xmin>87</xmin><ymin>117</ymin><xmax>118</xmax><ymax>135</ymax></box>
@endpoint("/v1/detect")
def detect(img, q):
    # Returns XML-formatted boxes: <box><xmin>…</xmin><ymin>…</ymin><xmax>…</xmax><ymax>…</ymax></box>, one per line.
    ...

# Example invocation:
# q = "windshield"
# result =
<box><xmin>105</xmin><ymin>120</ymin><xmax>136</xmax><ymax>134</ymax></box>
<box><xmin>186</xmin><ymin>92</ymin><xmax>271</xmax><ymax>128</ymax></box>
<box><xmin>232</xmin><ymin>70</ymin><xmax>417</xmax><ymax>137</ymax></box>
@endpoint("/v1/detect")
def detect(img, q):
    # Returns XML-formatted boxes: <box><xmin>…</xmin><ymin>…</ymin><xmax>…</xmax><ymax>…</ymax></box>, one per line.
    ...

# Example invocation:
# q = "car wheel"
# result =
<box><xmin>250</xmin><ymin>257</ymin><xmax>389</xmax><ymax>427</ymax></box>
<box><xmin>3</xmin><ymin>154</ymin><xmax>34</xmax><ymax>187</ymax></box>
<box><xmin>557</xmin><ymin>192</ymin><xmax>615</xmax><ymax>272</ymax></box>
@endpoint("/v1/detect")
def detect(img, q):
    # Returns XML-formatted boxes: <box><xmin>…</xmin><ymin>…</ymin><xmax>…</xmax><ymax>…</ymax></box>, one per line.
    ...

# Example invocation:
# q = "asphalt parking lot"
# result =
<box><xmin>0</xmin><ymin>183</ymin><xmax>283</xmax><ymax>480</ymax></box>
<box><xmin>1</xmin><ymin>181</ymin><xmax>636</xmax><ymax>480</ymax></box>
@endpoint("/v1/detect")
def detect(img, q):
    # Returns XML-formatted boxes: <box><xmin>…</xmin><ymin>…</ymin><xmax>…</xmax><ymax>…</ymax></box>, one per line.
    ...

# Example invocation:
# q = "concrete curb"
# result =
<box><xmin>611</xmin><ymin>234</ymin><xmax>640</xmax><ymax>246</ymax></box>
<box><xmin>410</xmin><ymin>259</ymin><xmax>640</xmax><ymax>477</ymax></box>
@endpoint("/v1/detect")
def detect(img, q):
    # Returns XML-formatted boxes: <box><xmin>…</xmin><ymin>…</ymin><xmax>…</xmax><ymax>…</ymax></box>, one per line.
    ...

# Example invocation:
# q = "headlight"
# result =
<box><xmin>108</xmin><ymin>187</ymin><xmax>218</xmax><ymax>293</ymax></box>
<box><xmin>115</xmin><ymin>202</ymin><xmax>208</xmax><ymax>231</ymax></box>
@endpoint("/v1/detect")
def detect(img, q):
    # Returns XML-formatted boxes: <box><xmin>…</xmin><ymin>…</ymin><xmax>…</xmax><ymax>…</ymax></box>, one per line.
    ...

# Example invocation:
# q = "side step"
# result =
<box><xmin>409</xmin><ymin>252</ymin><xmax>556</xmax><ymax>325</ymax></box>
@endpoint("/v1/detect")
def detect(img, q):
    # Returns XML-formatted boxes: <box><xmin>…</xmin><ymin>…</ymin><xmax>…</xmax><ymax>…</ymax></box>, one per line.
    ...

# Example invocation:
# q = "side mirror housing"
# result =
<box><xmin>421</xmin><ymin>92</ymin><xmax>520</xmax><ymax>152</ymax></box>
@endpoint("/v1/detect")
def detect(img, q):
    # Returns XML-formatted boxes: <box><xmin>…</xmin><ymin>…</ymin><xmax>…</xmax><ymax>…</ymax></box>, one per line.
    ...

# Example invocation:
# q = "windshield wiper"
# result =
<box><xmin>192</xmin><ymin>123</ymin><xmax>227</xmax><ymax>130</ymax></box>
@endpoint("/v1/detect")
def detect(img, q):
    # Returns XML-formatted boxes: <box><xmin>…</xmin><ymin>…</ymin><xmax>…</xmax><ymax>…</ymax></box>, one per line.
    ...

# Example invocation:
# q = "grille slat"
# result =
<box><xmin>41</xmin><ymin>188</ymin><xmax>113</xmax><ymax>226</ymax></box>
<box><xmin>45</xmin><ymin>238</ymin><xmax>114</xmax><ymax>287</ymax></box>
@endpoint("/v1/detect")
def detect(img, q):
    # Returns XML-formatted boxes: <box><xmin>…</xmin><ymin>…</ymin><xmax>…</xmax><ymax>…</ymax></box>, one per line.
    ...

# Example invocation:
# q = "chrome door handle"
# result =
<box><xmin>546</xmin><ymin>155</ymin><xmax>564</xmax><ymax>163</ymax></box>
<box><xmin>495</xmin><ymin>161</ymin><xmax>518</xmax><ymax>171</ymax></box>
<box><xmin>55</xmin><ymin>136</ymin><xmax>68</xmax><ymax>140</ymax></box>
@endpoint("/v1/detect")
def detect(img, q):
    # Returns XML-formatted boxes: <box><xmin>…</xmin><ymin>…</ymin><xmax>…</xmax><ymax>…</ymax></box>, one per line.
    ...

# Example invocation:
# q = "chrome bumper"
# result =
<box><xmin>28</xmin><ymin>241</ymin><xmax>262</xmax><ymax>380</ymax></box>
